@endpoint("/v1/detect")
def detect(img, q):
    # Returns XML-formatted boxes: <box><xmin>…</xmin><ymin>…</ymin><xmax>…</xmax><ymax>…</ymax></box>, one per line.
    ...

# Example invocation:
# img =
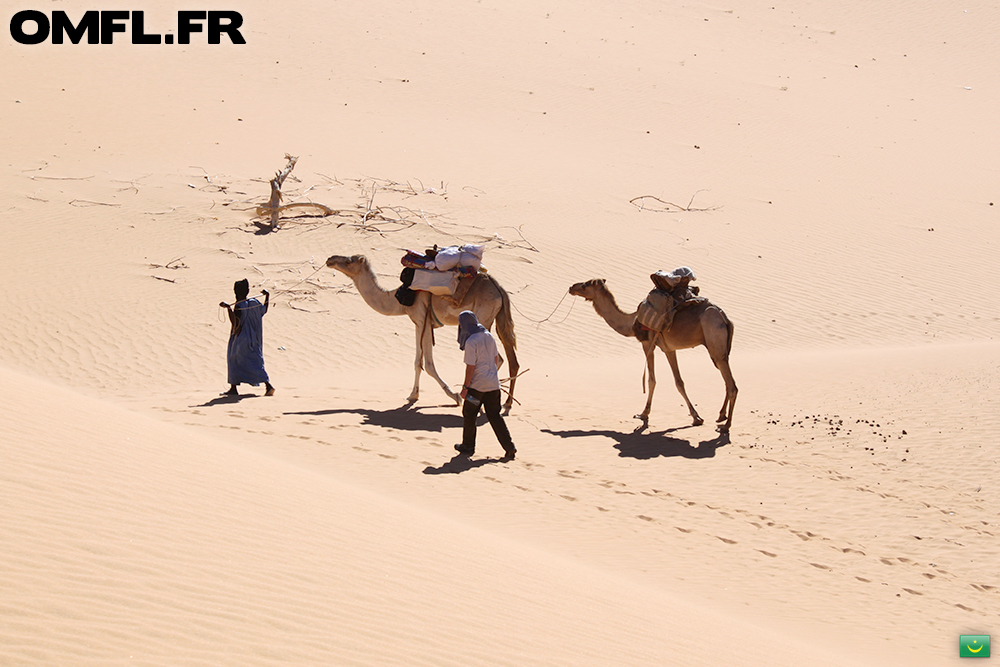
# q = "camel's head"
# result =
<box><xmin>569</xmin><ymin>278</ymin><xmax>606</xmax><ymax>301</ymax></box>
<box><xmin>325</xmin><ymin>254</ymin><xmax>369</xmax><ymax>277</ymax></box>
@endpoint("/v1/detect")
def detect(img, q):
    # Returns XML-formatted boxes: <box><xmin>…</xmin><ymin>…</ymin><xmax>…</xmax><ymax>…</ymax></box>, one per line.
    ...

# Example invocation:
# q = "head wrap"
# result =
<box><xmin>234</xmin><ymin>279</ymin><xmax>250</xmax><ymax>301</ymax></box>
<box><xmin>457</xmin><ymin>310</ymin><xmax>486</xmax><ymax>351</ymax></box>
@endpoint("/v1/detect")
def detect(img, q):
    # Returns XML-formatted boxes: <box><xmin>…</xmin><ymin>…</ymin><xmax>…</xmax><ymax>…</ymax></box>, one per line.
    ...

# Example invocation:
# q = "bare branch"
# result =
<box><xmin>629</xmin><ymin>191</ymin><xmax>719</xmax><ymax>212</ymax></box>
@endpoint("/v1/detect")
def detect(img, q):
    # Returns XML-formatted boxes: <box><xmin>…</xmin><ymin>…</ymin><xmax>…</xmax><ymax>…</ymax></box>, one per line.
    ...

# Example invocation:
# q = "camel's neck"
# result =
<box><xmin>591</xmin><ymin>287</ymin><xmax>637</xmax><ymax>337</ymax></box>
<box><xmin>350</xmin><ymin>264</ymin><xmax>407</xmax><ymax>316</ymax></box>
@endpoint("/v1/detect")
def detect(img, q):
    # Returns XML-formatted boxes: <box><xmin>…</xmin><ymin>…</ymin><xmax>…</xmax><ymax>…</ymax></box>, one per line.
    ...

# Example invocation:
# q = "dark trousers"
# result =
<box><xmin>462</xmin><ymin>388</ymin><xmax>513</xmax><ymax>452</ymax></box>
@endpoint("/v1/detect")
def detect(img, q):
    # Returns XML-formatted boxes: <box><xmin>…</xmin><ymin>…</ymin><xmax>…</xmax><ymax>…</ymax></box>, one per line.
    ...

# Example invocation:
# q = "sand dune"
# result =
<box><xmin>2</xmin><ymin>0</ymin><xmax>998</xmax><ymax>664</ymax></box>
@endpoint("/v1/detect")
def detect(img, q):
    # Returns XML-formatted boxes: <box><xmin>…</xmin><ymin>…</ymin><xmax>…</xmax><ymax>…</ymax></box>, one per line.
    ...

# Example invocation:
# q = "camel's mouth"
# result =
<box><xmin>569</xmin><ymin>279</ymin><xmax>601</xmax><ymax>300</ymax></box>
<box><xmin>326</xmin><ymin>255</ymin><xmax>355</xmax><ymax>268</ymax></box>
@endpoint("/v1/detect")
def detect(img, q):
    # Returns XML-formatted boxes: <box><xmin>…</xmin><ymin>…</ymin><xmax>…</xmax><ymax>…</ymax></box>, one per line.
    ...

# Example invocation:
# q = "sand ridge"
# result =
<box><xmin>2</xmin><ymin>0</ymin><xmax>998</xmax><ymax>664</ymax></box>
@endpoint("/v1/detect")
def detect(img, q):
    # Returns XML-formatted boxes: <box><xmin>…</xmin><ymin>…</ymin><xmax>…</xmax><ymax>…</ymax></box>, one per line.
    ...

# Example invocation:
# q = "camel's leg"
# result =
<box><xmin>636</xmin><ymin>339</ymin><xmax>656</xmax><ymax>420</ymax></box>
<box><xmin>713</xmin><ymin>359</ymin><xmax>738</xmax><ymax>433</ymax></box>
<box><xmin>419</xmin><ymin>323</ymin><xmax>461</xmax><ymax>405</ymax></box>
<box><xmin>408</xmin><ymin>323</ymin><xmax>423</xmax><ymax>404</ymax></box>
<box><xmin>704</xmin><ymin>314</ymin><xmax>737</xmax><ymax>432</ymax></box>
<box><xmin>664</xmin><ymin>349</ymin><xmax>704</xmax><ymax>427</ymax></box>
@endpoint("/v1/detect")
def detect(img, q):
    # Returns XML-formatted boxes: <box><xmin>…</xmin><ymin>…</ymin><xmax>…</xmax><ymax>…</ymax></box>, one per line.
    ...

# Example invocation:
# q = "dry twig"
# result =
<box><xmin>149</xmin><ymin>257</ymin><xmax>187</xmax><ymax>270</ymax></box>
<box><xmin>69</xmin><ymin>199</ymin><xmax>120</xmax><ymax>207</ymax></box>
<box><xmin>629</xmin><ymin>190</ymin><xmax>719</xmax><ymax>212</ymax></box>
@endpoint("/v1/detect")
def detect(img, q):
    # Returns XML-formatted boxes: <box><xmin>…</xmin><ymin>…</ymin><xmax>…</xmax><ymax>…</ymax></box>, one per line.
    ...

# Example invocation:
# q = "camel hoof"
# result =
<box><xmin>692</xmin><ymin>417</ymin><xmax>705</xmax><ymax>426</ymax></box>
<box><xmin>717</xmin><ymin>424</ymin><xmax>730</xmax><ymax>434</ymax></box>
<box><xmin>634</xmin><ymin>414</ymin><xmax>650</xmax><ymax>422</ymax></box>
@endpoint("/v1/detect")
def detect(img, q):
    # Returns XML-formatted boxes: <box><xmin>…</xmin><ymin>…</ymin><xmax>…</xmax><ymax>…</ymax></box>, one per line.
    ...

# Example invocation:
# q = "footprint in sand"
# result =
<box><xmin>810</xmin><ymin>562</ymin><xmax>831</xmax><ymax>570</ymax></box>
<box><xmin>903</xmin><ymin>588</ymin><xmax>923</xmax><ymax>596</ymax></box>
<box><xmin>637</xmin><ymin>515</ymin><xmax>655</xmax><ymax>522</ymax></box>
<box><xmin>717</xmin><ymin>536</ymin><xmax>737</xmax><ymax>544</ymax></box>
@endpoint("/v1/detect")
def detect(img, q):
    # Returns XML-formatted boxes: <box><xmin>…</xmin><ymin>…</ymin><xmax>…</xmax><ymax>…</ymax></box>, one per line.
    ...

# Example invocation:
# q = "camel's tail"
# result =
<box><xmin>486</xmin><ymin>273</ymin><xmax>518</xmax><ymax>352</ymax></box>
<box><xmin>484</xmin><ymin>272</ymin><xmax>519</xmax><ymax>408</ymax></box>
<box><xmin>721</xmin><ymin>308</ymin><xmax>734</xmax><ymax>363</ymax></box>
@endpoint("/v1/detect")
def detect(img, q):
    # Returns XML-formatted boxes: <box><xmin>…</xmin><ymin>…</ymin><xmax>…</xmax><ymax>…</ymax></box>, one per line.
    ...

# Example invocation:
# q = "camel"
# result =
<box><xmin>326</xmin><ymin>255</ymin><xmax>519</xmax><ymax>411</ymax></box>
<box><xmin>568</xmin><ymin>278</ymin><xmax>737</xmax><ymax>432</ymax></box>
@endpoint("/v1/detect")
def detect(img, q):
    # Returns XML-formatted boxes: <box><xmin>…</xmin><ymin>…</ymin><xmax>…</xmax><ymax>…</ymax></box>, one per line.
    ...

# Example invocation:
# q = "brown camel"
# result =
<box><xmin>568</xmin><ymin>278</ymin><xmax>737</xmax><ymax>432</ymax></box>
<box><xmin>326</xmin><ymin>255</ymin><xmax>520</xmax><ymax>411</ymax></box>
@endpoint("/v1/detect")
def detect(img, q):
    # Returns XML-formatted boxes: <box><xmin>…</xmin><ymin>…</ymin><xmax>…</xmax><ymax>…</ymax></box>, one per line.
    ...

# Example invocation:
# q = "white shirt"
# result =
<box><xmin>463</xmin><ymin>331</ymin><xmax>501</xmax><ymax>392</ymax></box>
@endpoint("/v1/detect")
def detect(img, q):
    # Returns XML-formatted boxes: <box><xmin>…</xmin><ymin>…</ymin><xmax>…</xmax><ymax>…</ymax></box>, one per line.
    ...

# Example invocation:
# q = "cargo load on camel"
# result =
<box><xmin>395</xmin><ymin>244</ymin><xmax>486</xmax><ymax>306</ymax></box>
<box><xmin>634</xmin><ymin>266</ymin><xmax>707</xmax><ymax>341</ymax></box>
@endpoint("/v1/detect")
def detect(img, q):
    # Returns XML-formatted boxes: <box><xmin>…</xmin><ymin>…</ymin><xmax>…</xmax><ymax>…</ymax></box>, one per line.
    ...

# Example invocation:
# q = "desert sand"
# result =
<box><xmin>1</xmin><ymin>0</ymin><xmax>998</xmax><ymax>664</ymax></box>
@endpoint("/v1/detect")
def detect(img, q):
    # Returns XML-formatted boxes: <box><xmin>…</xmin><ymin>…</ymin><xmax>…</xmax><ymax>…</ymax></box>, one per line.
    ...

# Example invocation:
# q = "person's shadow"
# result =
<box><xmin>422</xmin><ymin>454</ymin><xmax>509</xmax><ymax>475</ymax></box>
<box><xmin>283</xmin><ymin>404</ymin><xmax>464</xmax><ymax>433</ymax></box>
<box><xmin>541</xmin><ymin>424</ymin><xmax>730</xmax><ymax>460</ymax></box>
<box><xmin>192</xmin><ymin>393</ymin><xmax>262</xmax><ymax>408</ymax></box>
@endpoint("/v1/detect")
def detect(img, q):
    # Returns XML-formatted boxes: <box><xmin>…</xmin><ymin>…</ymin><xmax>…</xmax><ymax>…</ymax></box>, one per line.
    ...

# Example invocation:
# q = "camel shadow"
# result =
<box><xmin>284</xmin><ymin>404</ymin><xmax>463</xmax><ymax>433</ymax></box>
<box><xmin>422</xmin><ymin>454</ymin><xmax>508</xmax><ymax>475</ymax></box>
<box><xmin>541</xmin><ymin>426</ymin><xmax>730</xmax><ymax>460</ymax></box>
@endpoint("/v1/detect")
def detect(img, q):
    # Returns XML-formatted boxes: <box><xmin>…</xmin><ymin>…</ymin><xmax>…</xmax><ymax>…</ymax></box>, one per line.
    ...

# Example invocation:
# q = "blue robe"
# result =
<box><xmin>227</xmin><ymin>298</ymin><xmax>270</xmax><ymax>386</ymax></box>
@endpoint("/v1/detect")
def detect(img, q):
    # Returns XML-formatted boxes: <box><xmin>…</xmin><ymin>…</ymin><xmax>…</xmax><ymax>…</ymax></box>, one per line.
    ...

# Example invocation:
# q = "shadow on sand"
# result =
<box><xmin>283</xmin><ymin>404</ymin><xmax>464</xmax><ymax>433</ymax></box>
<box><xmin>422</xmin><ymin>454</ymin><xmax>509</xmax><ymax>475</ymax></box>
<box><xmin>192</xmin><ymin>393</ymin><xmax>263</xmax><ymax>408</ymax></box>
<box><xmin>541</xmin><ymin>423</ymin><xmax>730</xmax><ymax>460</ymax></box>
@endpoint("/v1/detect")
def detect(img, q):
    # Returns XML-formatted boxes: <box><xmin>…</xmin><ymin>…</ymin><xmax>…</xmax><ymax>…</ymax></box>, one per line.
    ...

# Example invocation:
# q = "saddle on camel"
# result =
<box><xmin>634</xmin><ymin>266</ymin><xmax>707</xmax><ymax>342</ymax></box>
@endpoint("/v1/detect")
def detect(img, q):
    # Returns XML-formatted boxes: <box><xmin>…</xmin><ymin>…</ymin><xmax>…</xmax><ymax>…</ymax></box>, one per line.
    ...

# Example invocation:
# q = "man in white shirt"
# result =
<box><xmin>454</xmin><ymin>311</ymin><xmax>516</xmax><ymax>460</ymax></box>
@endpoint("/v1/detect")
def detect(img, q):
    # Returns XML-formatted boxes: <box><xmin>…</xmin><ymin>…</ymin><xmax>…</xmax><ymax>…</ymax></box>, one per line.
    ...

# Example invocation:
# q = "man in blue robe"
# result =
<box><xmin>220</xmin><ymin>279</ymin><xmax>275</xmax><ymax>396</ymax></box>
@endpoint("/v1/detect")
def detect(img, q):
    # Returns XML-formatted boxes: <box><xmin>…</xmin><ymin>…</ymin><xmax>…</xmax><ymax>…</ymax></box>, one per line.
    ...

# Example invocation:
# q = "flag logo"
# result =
<box><xmin>960</xmin><ymin>635</ymin><xmax>990</xmax><ymax>658</ymax></box>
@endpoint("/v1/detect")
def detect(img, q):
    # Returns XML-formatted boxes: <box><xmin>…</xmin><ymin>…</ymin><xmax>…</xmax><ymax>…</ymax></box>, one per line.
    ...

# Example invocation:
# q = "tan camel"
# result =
<box><xmin>568</xmin><ymin>278</ymin><xmax>737</xmax><ymax>432</ymax></box>
<box><xmin>326</xmin><ymin>255</ymin><xmax>520</xmax><ymax>411</ymax></box>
